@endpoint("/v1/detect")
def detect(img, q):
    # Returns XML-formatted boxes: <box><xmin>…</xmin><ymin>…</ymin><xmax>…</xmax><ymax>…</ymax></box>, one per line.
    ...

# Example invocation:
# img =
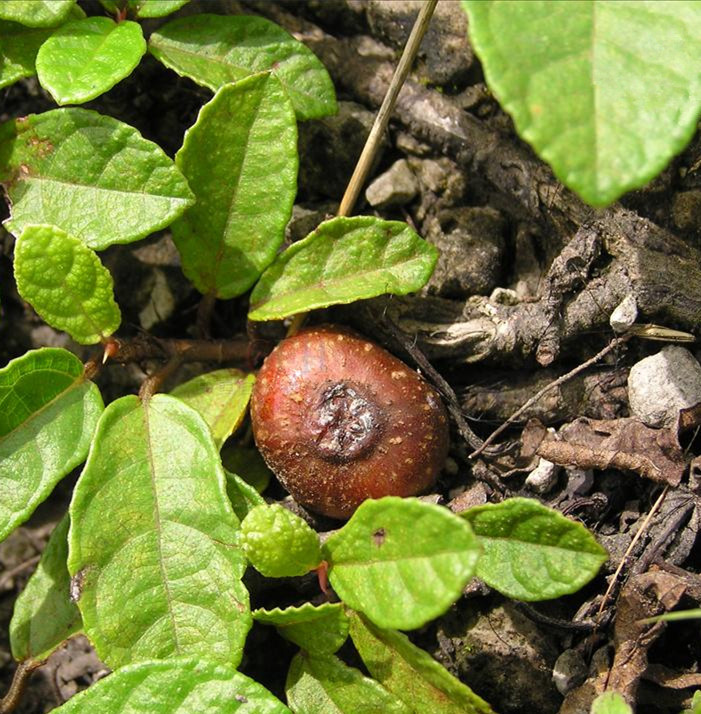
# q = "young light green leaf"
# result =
<box><xmin>224</xmin><ymin>470</ymin><xmax>265</xmax><ymax>522</ymax></box>
<box><xmin>682</xmin><ymin>691</ymin><xmax>701</xmax><ymax>714</ymax></box>
<box><xmin>461</xmin><ymin>1</ymin><xmax>701</xmax><ymax>207</ymax></box>
<box><xmin>36</xmin><ymin>17</ymin><xmax>146</xmax><ymax>105</ymax></box>
<box><xmin>10</xmin><ymin>514</ymin><xmax>81</xmax><ymax>662</ymax></box>
<box><xmin>590</xmin><ymin>691</ymin><xmax>633</xmax><ymax>714</ymax></box>
<box><xmin>0</xmin><ymin>5</ymin><xmax>85</xmax><ymax>89</ymax></box>
<box><xmin>149</xmin><ymin>14</ymin><xmax>336</xmax><ymax>120</ymax></box>
<box><xmin>170</xmin><ymin>369</ymin><xmax>255</xmax><ymax>450</ymax></box>
<box><xmin>324</xmin><ymin>498</ymin><xmax>480</xmax><ymax>630</ymax></box>
<box><xmin>0</xmin><ymin>108</ymin><xmax>194</xmax><ymax>249</ymax></box>
<box><xmin>349</xmin><ymin>612</ymin><xmax>495</xmax><ymax>714</ymax></box>
<box><xmin>0</xmin><ymin>0</ymin><xmax>76</xmax><ymax>28</ymax></box>
<box><xmin>460</xmin><ymin>498</ymin><xmax>607</xmax><ymax>601</ymax></box>
<box><xmin>52</xmin><ymin>657</ymin><xmax>291</xmax><ymax>713</ymax></box>
<box><xmin>14</xmin><ymin>225</ymin><xmax>121</xmax><ymax>344</ymax></box>
<box><xmin>68</xmin><ymin>394</ymin><xmax>250</xmax><ymax>669</ymax></box>
<box><xmin>172</xmin><ymin>74</ymin><xmax>297</xmax><ymax>298</ymax></box>
<box><xmin>133</xmin><ymin>0</ymin><xmax>190</xmax><ymax>18</ymax></box>
<box><xmin>240</xmin><ymin>504</ymin><xmax>321</xmax><ymax>578</ymax></box>
<box><xmin>0</xmin><ymin>348</ymin><xmax>102</xmax><ymax>543</ymax></box>
<box><xmin>286</xmin><ymin>652</ymin><xmax>410</xmax><ymax>714</ymax></box>
<box><xmin>248</xmin><ymin>216</ymin><xmax>438</xmax><ymax>322</ymax></box>
<box><xmin>0</xmin><ymin>22</ymin><xmax>53</xmax><ymax>88</ymax></box>
<box><xmin>253</xmin><ymin>603</ymin><xmax>349</xmax><ymax>654</ymax></box>
<box><xmin>221</xmin><ymin>446</ymin><xmax>271</xmax><ymax>494</ymax></box>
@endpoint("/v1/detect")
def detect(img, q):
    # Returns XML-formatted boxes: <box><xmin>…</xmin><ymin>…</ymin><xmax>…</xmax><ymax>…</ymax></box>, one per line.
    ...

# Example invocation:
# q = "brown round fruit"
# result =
<box><xmin>250</xmin><ymin>324</ymin><xmax>450</xmax><ymax>519</ymax></box>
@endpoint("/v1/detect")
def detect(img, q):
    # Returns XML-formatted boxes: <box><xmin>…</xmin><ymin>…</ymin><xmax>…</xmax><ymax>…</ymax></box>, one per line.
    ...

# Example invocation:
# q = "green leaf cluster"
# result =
<box><xmin>0</xmin><ymin>2</ymin><xmax>622</xmax><ymax>711</ymax></box>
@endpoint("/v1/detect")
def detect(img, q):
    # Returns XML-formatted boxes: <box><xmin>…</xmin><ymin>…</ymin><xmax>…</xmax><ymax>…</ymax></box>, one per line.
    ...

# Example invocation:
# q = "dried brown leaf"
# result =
<box><xmin>523</xmin><ymin>417</ymin><xmax>684</xmax><ymax>486</ymax></box>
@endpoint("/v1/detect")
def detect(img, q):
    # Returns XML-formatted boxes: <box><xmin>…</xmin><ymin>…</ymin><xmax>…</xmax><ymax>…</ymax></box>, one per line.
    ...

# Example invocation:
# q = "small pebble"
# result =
<box><xmin>365</xmin><ymin>159</ymin><xmax>419</xmax><ymax>207</ymax></box>
<box><xmin>609</xmin><ymin>294</ymin><xmax>638</xmax><ymax>332</ymax></box>
<box><xmin>525</xmin><ymin>458</ymin><xmax>560</xmax><ymax>494</ymax></box>
<box><xmin>628</xmin><ymin>346</ymin><xmax>701</xmax><ymax>427</ymax></box>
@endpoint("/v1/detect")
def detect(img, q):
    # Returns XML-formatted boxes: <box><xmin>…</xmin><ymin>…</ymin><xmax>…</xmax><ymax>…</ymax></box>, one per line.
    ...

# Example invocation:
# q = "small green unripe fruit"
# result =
<box><xmin>250</xmin><ymin>325</ymin><xmax>450</xmax><ymax>519</ymax></box>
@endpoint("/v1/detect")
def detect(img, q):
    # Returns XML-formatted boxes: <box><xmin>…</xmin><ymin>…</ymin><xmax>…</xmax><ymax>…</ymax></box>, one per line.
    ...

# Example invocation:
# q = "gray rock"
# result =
<box><xmin>628</xmin><ymin>346</ymin><xmax>701</xmax><ymax>427</ymax></box>
<box><xmin>552</xmin><ymin>649</ymin><xmax>588</xmax><ymax>696</ymax></box>
<box><xmin>424</xmin><ymin>206</ymin><xmax>506</xmax><ymax>298</ymax></box>
<box><xmin>285</xmin><ymin>203</ymin><xmax>336</xmax><ymax>244</ymax></box>
<box><xmin>365</xmin><ymin>159</ymin><xmax>419</xmax><ymax>207</ymax></box>
<box><xmin>367</xmin><ymin>0</ymin><xmax>473</xmax><ymax>87</ymax></box>
<box><xmin>609</xmin><ymin>294</ymin><xmax>638</xmax><ymax>332</ymax></box>
<box><xmin>525</xmin><ymin>458</ymin><xmax>560</xmax><ymax>494</ymax></box>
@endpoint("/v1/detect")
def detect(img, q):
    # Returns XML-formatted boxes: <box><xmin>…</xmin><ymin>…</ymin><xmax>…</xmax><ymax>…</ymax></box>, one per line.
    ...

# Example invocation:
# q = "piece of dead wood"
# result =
<box><xmin>607</xmin><ymin>571</ymin><xmax>687</xmax><ymax>704</ymax></box>
<box><xmin>643</xmin><ymin>664</ymin><xmax>701</xmax><ymax>690</ymax></box>
<box><xmin>522</xmin><ymin>417</ymin><xmax>685</xmax><ymax>487</ymax></box>
<box><xmin>249</xmin><ymin>1</ymin><xmax>701</xmax><ymax>369</ymax></box>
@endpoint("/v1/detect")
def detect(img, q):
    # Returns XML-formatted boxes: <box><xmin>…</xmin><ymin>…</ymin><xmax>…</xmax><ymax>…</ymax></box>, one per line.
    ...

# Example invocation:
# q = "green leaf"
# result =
<box><xmin>349</xmin><ymin>612</ymin><xmax>495</xmax><ymax>714</ymax></box>
<box><xmin>133</xmin><ymin>0</ymin><xmax>190</xmax><ymax>18</ymax></box>
<box><xmin>248</xmin><ymin>216</ymin><xmax>438</xmax><ymax>322</ymax></box>
<box><xmin>682</xmin><ymin>691</ymin><xmax>701</xmax><ymax>714</ymax></box>
<box><xmin>170</xmin><ymin>369</ymin><xmax>254</xmax><ymax>450</ymax></box>
<box><xmin>0</xmin><ymin>22</ymin><xmax>52</xmax><ymax>88</ymax></box>
<box><xmin>253</xmin><ymin>603</ymin><xmax>349</xmax><ymax>654</ymax></box>
<box><xmin>224</xmin><ymin>470</ymin><xmax>265</xmax><ymax>522</ymax></box>
<box><xmin>240</xmin><ymin>504</ymin><xmax>321</xmax><ymax>578</ymax></box>
<box><xmin>0</xmin><ymin>348</ymin><xmax>102</xmax><ymax>543</ymax></box>
<box><xmin>36</xmin><ymin>18</ymin><xmax>146</xmax><ymax>105</ymax></box>
<box><xmin>324</xmin><ymin>498</ymin><xmax>480</xmax><ymax>630</ymax></box>
<box><xmin>10</xmin><ymin>514</ymin><xmax>81</xmax><ymax>662</ymax></box>
<box><xmin>52</xmin><ymin>657</ymin><xmax>291</xmax><ymax>713</ymax></box>
<box><xmin>172</xmin><ymin>74</ymin><xmax>297</xmax><ymax>298</ymax></box>
<box><xmin>0</xmin><ymin>7</ymin><xmax>85</xmax><ymax>89</ymax></box>
<box><xmin>221</xmin><ymin>446</ymin><xmax>271</xmax><ymax>494</ymax></box>
<box><xmin>0</xmin><ymin>0</ymin><xmax>76</xmax><ymax>28</ymax></box>
<box><xmin>286</xmin><ymin>652</ymin><xmax>410</xmax><ymax>714</ymax></box>
<box><xmin>590</xmin><ymin>691</ymin><xmax>633</xmax><ymax>714</ymax></box>
<box><xmin>0</xmin><ymin>108</ymin><xmax>194</xmax><ymax>249</ymax></box>
<box><xmin>68</xmin><ymin>394</ymin><xmax>250</xmax><ymax>669</ymax></box>
<box><xmin>460</xmin><ymin>498</ymin><xmax>607</xmax><ymax>601</ymax></box>
<box><xmin>461</xmin><ymin>1</ymin><xmax>701</xmax><ymax>207</ymax></box>
<box><xmin>149</xmin><ymin>14</ymin><xmax>336</xmax><ymax>120</ymax></box>
<box><xmin>14</xmin><ymin>224</ymin><xmax>121</xmax><ymax>344</ymax></box>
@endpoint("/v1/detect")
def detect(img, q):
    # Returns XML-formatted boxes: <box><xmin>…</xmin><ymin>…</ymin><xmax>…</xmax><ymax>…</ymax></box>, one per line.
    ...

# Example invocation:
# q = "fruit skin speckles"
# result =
<box><xmin>250</xmin><ymin>324</ymin><xmax>450</xmax><ymax>519</ymax></box>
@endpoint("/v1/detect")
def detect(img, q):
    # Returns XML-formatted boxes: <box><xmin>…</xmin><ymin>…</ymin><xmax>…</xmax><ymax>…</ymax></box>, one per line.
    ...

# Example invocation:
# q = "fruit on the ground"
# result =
<box><xmin>250</xmin><ymin>325</ymin><xmax>449</xmax><ymax>519</ymax></box>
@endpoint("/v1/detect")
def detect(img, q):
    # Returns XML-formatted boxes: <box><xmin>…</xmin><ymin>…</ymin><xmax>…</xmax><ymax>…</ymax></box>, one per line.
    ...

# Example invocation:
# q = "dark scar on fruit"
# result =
<box><xmin>373</xmin><ymin>528</ymin><xmax>386</xmax><ymax>546</ymax></box>
<box><xmin>310</xmin><ymin>381</ymin><xmax>383</xmax><ymax>462</ymax></box>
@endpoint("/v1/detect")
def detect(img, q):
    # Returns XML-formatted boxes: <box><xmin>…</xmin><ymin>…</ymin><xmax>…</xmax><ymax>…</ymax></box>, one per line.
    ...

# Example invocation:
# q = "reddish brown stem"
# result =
<box><xmin>0</xmin><ymin>661</ymin><xmax>41</xmax><ymax>714</ymax></box>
